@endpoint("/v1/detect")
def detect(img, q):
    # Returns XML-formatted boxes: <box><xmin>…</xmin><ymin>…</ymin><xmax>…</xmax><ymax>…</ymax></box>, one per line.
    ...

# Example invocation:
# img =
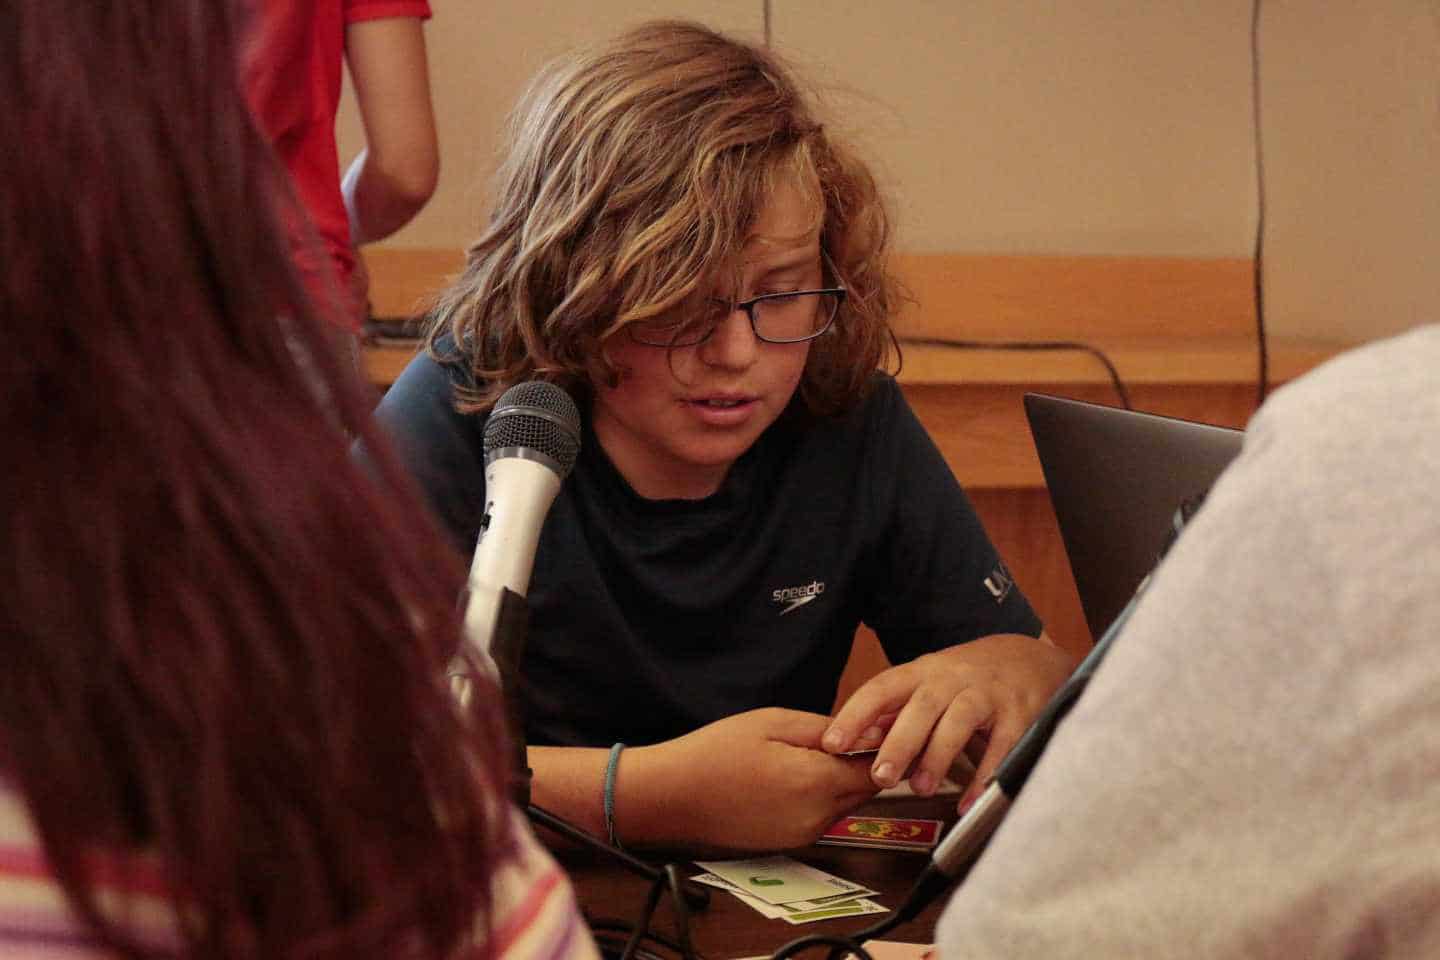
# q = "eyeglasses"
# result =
<box><xmin>626</xmin><ymin>261</ymin><xmax>847</xmax><ymax>349</ymax></box>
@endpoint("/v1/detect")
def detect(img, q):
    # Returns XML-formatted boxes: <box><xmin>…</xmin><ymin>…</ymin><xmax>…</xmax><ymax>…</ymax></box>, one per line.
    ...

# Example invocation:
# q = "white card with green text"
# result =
<box><xmin>692</xmin><ymin>856</ymin><xmax>875</xmax><ymax>906</ymax></box>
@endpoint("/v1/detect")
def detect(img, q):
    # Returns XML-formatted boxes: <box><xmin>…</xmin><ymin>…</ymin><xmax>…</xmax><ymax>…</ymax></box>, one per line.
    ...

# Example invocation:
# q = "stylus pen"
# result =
<box><xmin>864</xmin><ymin>497</ymin><xmax>1206</xmax><ymax>935</ymax></box>
<box><xmin>877</xmin><ymin>574</ymin><xmax>1150</xmax><ymax>928</ymax></box>
<box><xmin>917</xmin><ymin>580</ymin><xmax>1145</xmax><ymax>913</ymax></box>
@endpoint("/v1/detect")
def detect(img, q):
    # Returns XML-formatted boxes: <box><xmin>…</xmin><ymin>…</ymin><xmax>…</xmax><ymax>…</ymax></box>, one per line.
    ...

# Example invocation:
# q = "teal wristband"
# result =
<box><xmin>603</xmin><ymin>742</ymin><xmax>626</xmax><ymax>848</ymax></box>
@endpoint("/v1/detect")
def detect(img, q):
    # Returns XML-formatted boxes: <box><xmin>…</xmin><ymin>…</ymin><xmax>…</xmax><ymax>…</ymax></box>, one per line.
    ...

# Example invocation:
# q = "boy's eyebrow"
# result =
<box><xmin>712</xmin><ymin>244</ymin><xmax>819</xmax><ymax>298</ymax></box>
<box><xmin>749</xmin><ymin>247</ymin><xmax>820</xmax><ymax>277</ymax></box>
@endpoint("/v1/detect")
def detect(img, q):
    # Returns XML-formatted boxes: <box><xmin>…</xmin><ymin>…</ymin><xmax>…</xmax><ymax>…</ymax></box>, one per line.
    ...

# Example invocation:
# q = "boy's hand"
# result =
<box><xmin>630</xmin><ymin>708</ymin><xmax>879</xmax><ymax>851</ymax></box>
<box><xmin>823</xmin><ymin>633</ymin><xmax>1075</xmax><ymax>809</ymax></box>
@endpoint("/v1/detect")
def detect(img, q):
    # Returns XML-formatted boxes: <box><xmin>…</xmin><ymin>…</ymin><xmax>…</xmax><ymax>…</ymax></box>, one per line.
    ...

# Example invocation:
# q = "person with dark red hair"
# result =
<box><xmin>0</xmin><ymin>3</ymin><xmax>594</xmax><ymax>957</ymax></box>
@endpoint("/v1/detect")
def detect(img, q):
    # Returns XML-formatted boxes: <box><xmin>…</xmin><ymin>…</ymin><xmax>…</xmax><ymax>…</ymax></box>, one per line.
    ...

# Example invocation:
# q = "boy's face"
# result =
<box><xmin>592</xmin><ymin>179</ymin><xmax>820</xmax><ymax>500</ymax></box>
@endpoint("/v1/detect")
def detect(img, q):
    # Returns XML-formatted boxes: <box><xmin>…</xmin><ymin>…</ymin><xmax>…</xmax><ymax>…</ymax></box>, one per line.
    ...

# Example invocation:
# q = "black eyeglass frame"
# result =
<box><xmin>626</xmin><ymin>255</ymin><xmax>848</xmax><ymax>348</ymax></box>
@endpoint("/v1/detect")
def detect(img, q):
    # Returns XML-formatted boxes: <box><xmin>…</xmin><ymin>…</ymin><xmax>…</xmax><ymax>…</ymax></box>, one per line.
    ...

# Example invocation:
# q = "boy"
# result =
<box><xmin>378</xmin><ymin>20</ymin><xmax>1075</xmax><ymax>851</ymax></box>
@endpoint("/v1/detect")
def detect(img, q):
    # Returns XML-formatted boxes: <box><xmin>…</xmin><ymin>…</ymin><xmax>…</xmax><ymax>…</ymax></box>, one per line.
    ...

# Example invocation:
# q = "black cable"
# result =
<box><xmin>899</xmin><ymin>8</ymin><xmax>1269</xmax><ymax>414</ymax></box>
<box><xmin>664</xmin><ymin>865</ymin><xmax>699</xmax><ymax>960</ymax></box>
<box><xmin>763</xmin><ymin>0</ymin><xmax>772</xmax><ymax>46</ymax></box>
<box><xmin>1250</xmin><ymin>0</ymin><xmax>1270</xmax><ymax>404</ymax></box>
<box><xmin>824</xmin><ymin>497</ymin><xmax>1205</xmax><ymax>960</ymax></box>
<box><xmin>526</xmin><ymin>805</ymin><xmax>710</xmax><ymax>911</ymax></box>
<box><xmin>619</xmin><ymin>879</ymin><xmax>667</xmax><ymax>960</ymax></box>
<box><xmin>898</xmin><ymin>336</ymin><xmax>1133</xmax><ymax>410</ymax></box>
<box><xmin>587</xmin><ymin>866</ymin><xmax>701</xmax><ymax>960</ymax></box>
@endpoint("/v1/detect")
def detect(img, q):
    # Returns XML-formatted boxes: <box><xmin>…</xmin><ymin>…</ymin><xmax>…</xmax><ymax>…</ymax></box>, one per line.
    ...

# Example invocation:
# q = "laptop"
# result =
<box><xmin>1023</xmin><ymin>393</ymin><xmax>1245</xmax><ymax>640</ymax></box>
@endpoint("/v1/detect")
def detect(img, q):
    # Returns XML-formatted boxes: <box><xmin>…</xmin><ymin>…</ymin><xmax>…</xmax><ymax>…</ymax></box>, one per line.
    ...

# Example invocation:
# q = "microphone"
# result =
<box><xmin>442</xmin><ymin>382</ymin><xmax>711</xmax><ymax>911</ymax></box>
<box><xmin>451</xmin><ymin>381</ymin><xmax>580</xmax><ymax>705</ymax></box>
<box><xmin>870</xmin><ymin>492</ymin><xmax>1210</xmax><ymax>932</ymax></box>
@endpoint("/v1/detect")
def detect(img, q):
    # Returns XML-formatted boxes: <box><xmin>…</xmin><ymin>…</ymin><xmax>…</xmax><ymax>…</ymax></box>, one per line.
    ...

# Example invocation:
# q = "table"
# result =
<box><xmin>539</xmin><ymin>793</ymin><xmax>959</xmax><ymax>959</ymax></box>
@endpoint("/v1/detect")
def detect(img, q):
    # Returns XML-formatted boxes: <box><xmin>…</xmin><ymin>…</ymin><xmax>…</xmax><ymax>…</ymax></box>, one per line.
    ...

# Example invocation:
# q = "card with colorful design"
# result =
<box><xmin>780</xmin><ymin>897</ymin><xmax>890</xmax><ymax>925</ymax></box>
<box><xmin>816</xmin><ymin>815</ymin><xmax>943</xmax><ymax>851</ymax></box>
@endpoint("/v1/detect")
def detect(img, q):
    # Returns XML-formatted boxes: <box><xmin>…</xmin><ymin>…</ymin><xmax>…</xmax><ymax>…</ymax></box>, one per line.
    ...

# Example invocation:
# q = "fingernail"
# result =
<box><xmin>860</xmin><ymin>725</ymin><xmax>883</xmax><ymax>744</ymax></box>
<box><xmin>823</xmin><ymin>727</ymin><xmax>844</xmax><ymax>752</ymax></box>
<box><xmin>910</xmin><ymin>771</ymin><xmax>935</xmax><ymax>796</ymax></box>
<box><xmin>872</xmin><ymin>761</ymin><xmax>896</xmax><ymax>786</ymax></box>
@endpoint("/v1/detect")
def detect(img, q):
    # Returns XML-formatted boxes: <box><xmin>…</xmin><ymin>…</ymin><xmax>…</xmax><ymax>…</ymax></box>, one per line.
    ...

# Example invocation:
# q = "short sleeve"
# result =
<box><xmin>369</xmin><ymin>349</ymin><xmax>487</xmax><ymax>553</ymax></box>
<box><xmin>860</xmin><ymin>380</ymin><xmax>1042</xmax><ymax>661</ymax></box>
<box><xmin>343</xmin><ymin>0</ymin><xmax>432</xmax><ymax>24</ymax></box>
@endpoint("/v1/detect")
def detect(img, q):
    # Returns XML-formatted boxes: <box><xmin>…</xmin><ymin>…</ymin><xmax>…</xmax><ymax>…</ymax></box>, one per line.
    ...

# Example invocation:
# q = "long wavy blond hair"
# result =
<box><xmin>428</xmin><ymin>19</ymin><xmax>901</xmax><ymax>416</ymax></box>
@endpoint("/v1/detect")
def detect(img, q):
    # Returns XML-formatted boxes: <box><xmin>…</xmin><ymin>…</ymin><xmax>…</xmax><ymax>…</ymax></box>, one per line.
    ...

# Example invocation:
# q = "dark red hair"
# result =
<box><xmin>0</xmin><ymin>2</ymin><xmax>512</xmax><ymax>957</ymax></box>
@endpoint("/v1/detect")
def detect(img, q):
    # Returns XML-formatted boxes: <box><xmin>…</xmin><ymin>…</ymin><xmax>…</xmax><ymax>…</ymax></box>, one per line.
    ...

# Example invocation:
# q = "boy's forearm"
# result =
<box><xmin>528</xmin><ymin>743</ymin><xmax>675</xmax><ymax>847</ymax></box>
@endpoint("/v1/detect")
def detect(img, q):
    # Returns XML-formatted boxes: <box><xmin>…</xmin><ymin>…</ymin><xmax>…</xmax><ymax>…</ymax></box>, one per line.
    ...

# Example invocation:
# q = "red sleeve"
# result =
<box><xmin>343</xmin><ymin>0</ymin><xmax>432</xmax><ymax>24</ymax></box>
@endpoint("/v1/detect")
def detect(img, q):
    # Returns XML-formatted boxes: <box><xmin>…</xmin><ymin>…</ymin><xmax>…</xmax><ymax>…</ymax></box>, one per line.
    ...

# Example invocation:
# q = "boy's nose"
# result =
<box><xmin>698</xmin><ymin>305</ymin><xmax>759</xmax><ymax>369</ymax></box>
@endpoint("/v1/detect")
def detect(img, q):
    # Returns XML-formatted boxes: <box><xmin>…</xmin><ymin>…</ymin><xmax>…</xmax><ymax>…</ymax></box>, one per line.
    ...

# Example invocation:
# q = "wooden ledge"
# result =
<box><xmin>894</xmin><ymin>336</ymin><xmax>1340</xmax><ymax>387</ymax></box>
<box><xmin>359</xmin><ymin>248</ymin><xmax>1261</xmax><ymax>340</ymax></box>
<box><xmin>363</xmin><ymin>339</ymin><xmax>423</xmax><ymax>389</ymax></box>
<box><xmin>358</xmin><ymin>246</ymin><xmax>1345</xmax><ymax>387</ymax></box>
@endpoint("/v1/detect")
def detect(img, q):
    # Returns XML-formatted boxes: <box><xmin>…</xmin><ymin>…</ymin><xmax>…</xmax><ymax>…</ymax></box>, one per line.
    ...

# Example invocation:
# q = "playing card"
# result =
<box><xmin>690</xmin><ymin>873</ymin><xmax>888</xmax><ymax>924</ymax></box>
<box><xmin>816</xmin><ymin>815</ymin><xmax>943</xmax><ymax>851</ymax></box>
<box><xmin>688</xmin><ymin>875</ymin><xmax>875</xmax><ymax>921</ymax></box>
<box><xmin>838</xmin><ymin>746</ymin><xmax>879</xmax><ymax>757</ymax></box>
<box><xmin>781</xmin><ymin>898</ymin><xmax>890</xmax><ymax>925</ymax></box>
<box><xmin>692</xmin><ymin>856</ymin><xmax>875</xmax><ymax>906</ymax></box>
<box><xmin>690</xmin><ymin>873</ymin><xmax>875</xmax><ymax>914</ymax></box>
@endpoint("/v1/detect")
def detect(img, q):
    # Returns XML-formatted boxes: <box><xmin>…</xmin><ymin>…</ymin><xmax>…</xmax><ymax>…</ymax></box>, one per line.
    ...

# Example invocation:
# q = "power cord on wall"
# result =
<box><xmin>1251</xmin><ymin>0</ymin><xmax>1270</xmax><ymax>405</ymax></box>
<box><xmin>897</xmin><ymin>336</ymin><xmax>1134</xmax><ymax>411</ymax></box>
<box><xmin>902</xmin><ymin>2</ymin><xmax>1268</xmax><ymax>415</ymax></box>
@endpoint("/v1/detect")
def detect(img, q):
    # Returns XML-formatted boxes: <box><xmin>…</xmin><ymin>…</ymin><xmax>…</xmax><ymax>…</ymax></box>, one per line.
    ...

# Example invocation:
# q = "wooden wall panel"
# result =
<box><xmin>891</xmin><ymin>254</ymin><xmax>1257</xmax><ymax>341</ymax></box>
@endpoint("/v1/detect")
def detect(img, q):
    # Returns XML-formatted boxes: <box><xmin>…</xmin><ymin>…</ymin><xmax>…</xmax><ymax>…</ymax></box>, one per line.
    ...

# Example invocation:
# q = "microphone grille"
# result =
<box><xmin>483</xmin><ymin>381</ymin><xmax>582</xmax><ymax>478</ymax></box>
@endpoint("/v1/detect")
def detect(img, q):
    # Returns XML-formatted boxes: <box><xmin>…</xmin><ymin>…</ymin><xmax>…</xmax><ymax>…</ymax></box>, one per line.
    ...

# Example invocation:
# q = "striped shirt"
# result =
<box><xmin>0</xmin><ymin>779</ymin><xmax>597</xmax><ymax>959</ymax></box>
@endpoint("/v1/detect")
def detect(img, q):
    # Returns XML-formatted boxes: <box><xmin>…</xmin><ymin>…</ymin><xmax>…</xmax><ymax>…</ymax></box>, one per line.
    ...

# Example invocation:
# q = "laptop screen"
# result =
<box><xmin>1024</xmin><ymin>393</ymin><xmax>1244</xmax><ymax>640</ymax></box>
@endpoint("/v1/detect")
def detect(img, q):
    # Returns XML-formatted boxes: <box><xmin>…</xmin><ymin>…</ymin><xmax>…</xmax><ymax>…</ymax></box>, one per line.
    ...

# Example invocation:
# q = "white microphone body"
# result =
<box><xmin>448</xmin><ymin>381</ymin><xmax>581</xmax><ymax>708</ymax></box>
<box><xmin>461</xmin><ymin>455</ymin><xmax>562</xmax><ymax>674</ymax></box>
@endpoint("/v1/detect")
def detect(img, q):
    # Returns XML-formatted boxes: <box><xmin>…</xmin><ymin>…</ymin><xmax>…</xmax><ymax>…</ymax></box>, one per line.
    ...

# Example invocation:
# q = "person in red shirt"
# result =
<box><xmin>243</xmin><ymin>0</ymin><xmax>438</xmax><ymax>332</ymax></box>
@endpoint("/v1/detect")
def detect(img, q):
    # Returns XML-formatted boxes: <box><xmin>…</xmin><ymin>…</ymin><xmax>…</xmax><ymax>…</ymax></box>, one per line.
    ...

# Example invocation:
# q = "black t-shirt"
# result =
<box><xmin>375</xmin><ymin>352</ymin><xmax>1042</xmax><ymax>747</ymax></box>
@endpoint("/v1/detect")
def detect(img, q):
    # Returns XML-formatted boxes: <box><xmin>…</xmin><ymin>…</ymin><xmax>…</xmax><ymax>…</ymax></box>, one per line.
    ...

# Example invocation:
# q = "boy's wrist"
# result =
<box><xmin>607</xmin><ymin>741</ymin><xmax>677</xmax><ymax>849</ymax></box>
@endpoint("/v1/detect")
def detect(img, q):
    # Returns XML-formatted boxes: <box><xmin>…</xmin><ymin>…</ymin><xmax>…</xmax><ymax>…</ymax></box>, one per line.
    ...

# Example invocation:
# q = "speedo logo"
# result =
<box><xmin>772</xmin><ymin>580</ymin><xmax>826</xmax><ymax>616</ymax></box>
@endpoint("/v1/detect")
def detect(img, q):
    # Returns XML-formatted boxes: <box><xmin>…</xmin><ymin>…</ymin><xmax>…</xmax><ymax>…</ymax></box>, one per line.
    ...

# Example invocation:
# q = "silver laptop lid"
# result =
<box><xmin>1024</xmin><ymin>393</ymin><xmax>1244</xmax><ymax>640</ymax></box>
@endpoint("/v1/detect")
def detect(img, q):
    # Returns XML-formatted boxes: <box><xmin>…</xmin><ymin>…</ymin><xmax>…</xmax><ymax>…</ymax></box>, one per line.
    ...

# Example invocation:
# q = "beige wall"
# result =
<box><xmin>338</xmin><ymin>0</ymin><xmax>1439</xmax><ymax>344</ymax></box>
<box><xmin>778</xmin><ymin>1</ymin><xmax>1259</xmax><ymax>257</ymax></box>
<box><xmin>1262</xmin><ymin>1</ymin><xmax>1439</xmax><ymax>342</ymax></box>
<box><xmin>336</xmin><ymin>1</ymin><xmax>761</xmax><ymax>251</ymax></box>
